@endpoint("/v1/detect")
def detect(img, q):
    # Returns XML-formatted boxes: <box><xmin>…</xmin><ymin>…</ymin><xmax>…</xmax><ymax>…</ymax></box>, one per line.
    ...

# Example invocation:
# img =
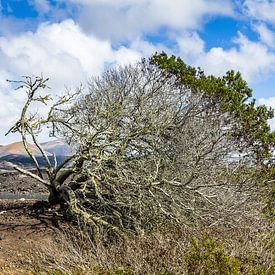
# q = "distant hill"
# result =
<box><xmin>41</xmin><ymin>140</ymin><xmax>76</xmax><ymax>156</ymax></box>
<box><xmin>0</xmin><ymin>140</ymin><xmax>75</xmax><ymax>169</ymax></box>
<box><xmin>0</xmin><ymin>154</ymin><xmax>69</xmax><ymax>168</ymax></box>
<box><xmin>0</xmin><ymin>140</ymin><xmax>75</xmax><ymax>158</ymax></box>
<box><xmin>0</xmin><ymin>141</ymin><xmax>47</xmax><ymax>158</ymax></box>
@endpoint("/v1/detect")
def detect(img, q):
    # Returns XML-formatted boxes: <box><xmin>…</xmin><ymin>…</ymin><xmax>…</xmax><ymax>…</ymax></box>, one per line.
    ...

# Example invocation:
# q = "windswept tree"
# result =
<box><xmin>7</xmin><ymin>54</ymin><xmax>275</xmax><ymax>236</ymax></box>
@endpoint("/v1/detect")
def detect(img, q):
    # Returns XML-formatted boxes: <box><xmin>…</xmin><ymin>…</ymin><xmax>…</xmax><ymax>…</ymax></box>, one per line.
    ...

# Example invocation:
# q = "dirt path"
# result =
<box><xmin>0</xmin><ymin>201</ymin><xmax>62</xmax><ymax>274</ymax></box>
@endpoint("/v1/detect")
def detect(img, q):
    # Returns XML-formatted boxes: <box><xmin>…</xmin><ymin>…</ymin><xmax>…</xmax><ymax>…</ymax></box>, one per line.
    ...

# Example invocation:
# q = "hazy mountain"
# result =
<box><xmin>0</xmin><ymin>140</ymin><xmax>75</xmax><ymax>158</ymax></box>
<box><xmin>41</xmin><ymin>140</ymin><xmax>75</xmax><ymax>156</ymax></box>
<box><xmin>0</xmin><ymin>154</ymin><xmax>69</xmax><ymax>168</ymax></box>
<box><xmin>0</xmin><ymin>140</ymin><xmax>75</xmax><ymax>169</ymax></box>
<box><xmin>0</xmin><ymin>141</ymin><xmax>48</xmax><ymax>158</ymax></box>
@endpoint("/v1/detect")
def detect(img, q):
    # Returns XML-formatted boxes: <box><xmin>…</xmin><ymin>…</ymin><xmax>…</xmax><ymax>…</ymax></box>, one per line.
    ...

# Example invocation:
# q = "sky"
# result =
<box><xmin>0</xmin><ymin>0</ymin><xmax>275</xmax><ymax>144</ymax></box>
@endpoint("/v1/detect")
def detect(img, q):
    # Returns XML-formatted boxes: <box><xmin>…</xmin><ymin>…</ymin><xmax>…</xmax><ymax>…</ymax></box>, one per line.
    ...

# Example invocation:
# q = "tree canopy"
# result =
<box><xmin>7</xmin><ymin>53</ymin><xmax>275</xmax><ymax>236</ymax></box>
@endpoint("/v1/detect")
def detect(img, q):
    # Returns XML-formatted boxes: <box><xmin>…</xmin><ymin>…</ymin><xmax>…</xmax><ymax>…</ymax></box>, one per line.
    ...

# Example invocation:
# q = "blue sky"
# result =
<box><xmin>0</xmin><ymin>0</ymin><xmax>275</xmax><ymax>144</ymax></box>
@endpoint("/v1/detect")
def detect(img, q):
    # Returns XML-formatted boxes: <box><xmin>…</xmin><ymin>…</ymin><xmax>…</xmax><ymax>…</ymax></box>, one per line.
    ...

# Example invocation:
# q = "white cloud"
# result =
<box><xmin>2</xmin><ymin>19</ymin><xmax>275</xmax><ymax>143</ymax></box>
<box><xmin>29</xmin><ymin>0</ymin><xmax>51</xmax><ymax>13</ymax></box>
<box><xmin>57</xmin><ymin>0</ymin><xmax>233</xmax><ymax>41</ymax></box>
<box><xmin>177</xmin><ymin>32</ymin><xmax>205</xmax><ymax>63</ymax></box>
<box><xmin>0</xmin><ymin>19</ymin><xmax>144</xmax><ymax>144</ymax></box>
<box><xmin>177</xmin><ymin>31</ymin><xmax>275</xmax><ymax>82</ymax></box>
<box><xmin>259</xmin><ymin>96</ymin><xmax>275</xmax><ymax>107</ymax></box>
<box><xmin>66</xmin><ymin>0</ymin><xmax>142</xmax><ymax>5</ymax></box>
<box><xmin>130</xmin><ymin>37</ymin><xmax>172</xmax><ymax>57</ymax></box>
<box><xmin>0</xmin><ymin>16</ymin><xmax>35</xmax><ymax>36</ymax></box>
<box><xmin>1</xmin><ymin>0</ymin><xmax>275</xmax><ymax>144</ymax></box>
<box><xmin>0</xmin><ymin>19</ymin><xmax>143</xmax><ymax>86</ymax></box>
<box><xmin>254</xmin><ymin>23</ymin><xmax>275</xmax><ymax>48</ymax></box>
<box><xmin>244</xmin><ymin>0</ymin><xmax>275</xmax><ymax>24</ymax></box>
<box><xmin>269</xmin><ymin>119</ymin><xmax>275</xmax><ymax>130</ymax></box>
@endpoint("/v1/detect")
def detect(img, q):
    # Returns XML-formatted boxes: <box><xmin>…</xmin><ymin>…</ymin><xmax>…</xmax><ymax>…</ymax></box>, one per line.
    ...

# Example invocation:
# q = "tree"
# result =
<box><xmin>7</xmin><ymin>54</ymin><xmax>275</xmax><ymax>236</ymax></box>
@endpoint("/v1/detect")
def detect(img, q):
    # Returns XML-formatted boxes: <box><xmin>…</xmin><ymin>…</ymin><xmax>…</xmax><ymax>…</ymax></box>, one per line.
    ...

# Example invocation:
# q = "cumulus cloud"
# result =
<box><xmin>1</xmin><ymin>1</ymin><xmax>275</xmax><ymax>143</ymax></box>
<box><xmin>2</xmin><ymin>19</ymin><xmax>275</xmax><ymax>143</ymax></box>
<box><xmin>177</xmin><ymin>32</ymin><xmax>205</xmax><ymax>64</ymax></box>
<box><xmin>0</xmin><ymin>19</ymin><xmax>144</xmax><ymax>85</ymax></box>
<box><xmin>0</xmin><ymin>19</ymin><xmax>144</xmax><ymax>144</ymax></box>
<box><xmin>243</xmin><ymin>0</ymin><xmax>275</xmax><ymax>24</ymax></box>
<box><xmin>254</xmin><ymin>23</ymin><xmax>275</xmax><ymax>48</ymax></box>
<box><xmin>56</xmin><ymin>0</ymin><xmax>233</xmax><ymax>41</ymax></box>
<box><xmin>176</xmin><ymin>31</ymin><xmax>275</xmax><ymax>82</ymax></box>
<box><xmin>259</xmin><ymin>96</ymin><xmax>275</xmax><ymax>107</ymax></box>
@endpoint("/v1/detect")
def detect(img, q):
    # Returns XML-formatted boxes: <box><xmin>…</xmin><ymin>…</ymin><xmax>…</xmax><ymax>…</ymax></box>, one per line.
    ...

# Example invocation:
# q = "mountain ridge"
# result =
<box><xmin>0</xmin><ymin>140</ymin><xmax>74</xmax><ymax>158</ymax></box>
<box><xmin>0</xmin><ymin>141</ymin><xmax>46</xmax><ymax>158</ymax></box>
<box><xmin>0</xmin><ymin>140</ymin><xmax>74</xmax><ymax>169</ymax></box>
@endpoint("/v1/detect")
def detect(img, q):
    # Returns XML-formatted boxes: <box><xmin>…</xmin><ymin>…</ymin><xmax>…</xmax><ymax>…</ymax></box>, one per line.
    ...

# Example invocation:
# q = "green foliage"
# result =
<box><xmin>150</xmin><ymin>52</ymin><xmax>275</xmax><ymax>164</ymax></box>
<box><xmin>184</xmin><ymin>236</ymin><xmax>241</xmax><ymax>275</ymax></box>
<box><xmin>151</xmin><ymin>52</ymin><xmax>275</xmax><ymax>218</ymax></box>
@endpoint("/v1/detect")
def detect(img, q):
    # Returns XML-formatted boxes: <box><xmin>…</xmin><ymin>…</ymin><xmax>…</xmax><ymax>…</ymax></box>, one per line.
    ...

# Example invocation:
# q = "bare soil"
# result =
<box><xmin>0</xmin><ymin>175</ymin><xmax>60</xmax><ymax>274</ymax></box>
<box><xmin>0</xmin><ymin>173</ymin><xmax>47</xmax><ymax>194</ymax></box>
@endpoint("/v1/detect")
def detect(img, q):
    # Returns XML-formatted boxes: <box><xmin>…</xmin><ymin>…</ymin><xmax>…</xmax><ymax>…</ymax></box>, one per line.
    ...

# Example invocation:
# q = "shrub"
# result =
<box><xmin>184</xmin><ymin>235</ymin><xmax>241</xmax><ymax>275</ymax></box>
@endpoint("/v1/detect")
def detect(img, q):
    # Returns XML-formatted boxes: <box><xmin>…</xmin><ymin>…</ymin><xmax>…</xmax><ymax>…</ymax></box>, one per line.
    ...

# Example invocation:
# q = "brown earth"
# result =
<box><xmin>0</xmin><ymin>175</ymin><xmax>61</xmax><ymax>274</ymax></box>
<box><xmin>0</xmin><ymin>173</ymin><xmax>48</xmax><ymax>194</ymax></box>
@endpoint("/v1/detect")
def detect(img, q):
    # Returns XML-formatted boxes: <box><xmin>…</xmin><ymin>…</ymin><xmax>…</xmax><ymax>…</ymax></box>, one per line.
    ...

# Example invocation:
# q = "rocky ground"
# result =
<box><xmin>0</xmin><ymin>173</ymin><xmax>60</xmax><ymax>274</ymax></box>
<box><xmin>0</xmin><ymin>172</ymin><xmax>48</xmax><ymax>194</ymax></box>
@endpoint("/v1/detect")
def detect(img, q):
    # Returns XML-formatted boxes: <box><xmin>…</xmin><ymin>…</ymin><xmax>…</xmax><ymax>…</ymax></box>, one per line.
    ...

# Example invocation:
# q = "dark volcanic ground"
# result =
<box><xmin>0</xmin><ymin>173</ymin><xmax>48</xmax><ymax>194</ymax></box>
<box><xmin>0</xmin><ymin>173</ymin><xmax>56</xmax><ymax>273</ymax></box>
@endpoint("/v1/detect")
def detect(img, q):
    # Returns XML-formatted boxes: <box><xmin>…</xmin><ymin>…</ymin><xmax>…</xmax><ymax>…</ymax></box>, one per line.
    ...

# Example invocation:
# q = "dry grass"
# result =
<box><xmin>28</xmin><ymin>218</ymin><xmax>274</xmax><ymax>275</ymax></box>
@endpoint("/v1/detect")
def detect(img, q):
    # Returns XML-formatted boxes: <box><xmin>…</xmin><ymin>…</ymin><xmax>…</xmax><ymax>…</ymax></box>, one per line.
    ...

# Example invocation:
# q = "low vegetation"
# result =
<box><xmin>29</xmin><ymin>222</ymin><xmax>274</xmax><ymax>274</ymax></box>
<box><xmin>6</xmin><ymin>52</ymin><xmax>275</xmax><ymax>273</ymax></box>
